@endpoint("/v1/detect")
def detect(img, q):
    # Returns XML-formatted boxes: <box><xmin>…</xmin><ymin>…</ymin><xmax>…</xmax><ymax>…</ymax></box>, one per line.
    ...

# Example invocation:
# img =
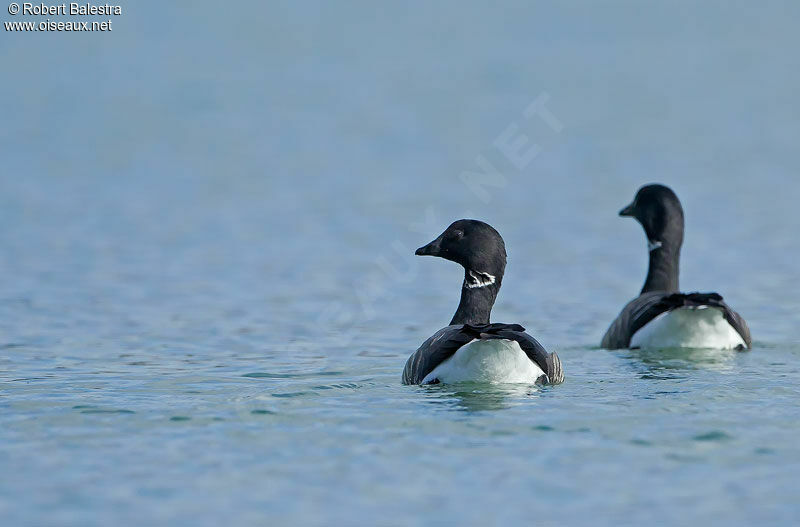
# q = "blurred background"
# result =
<box><xmin>1</xmin><ymin>1</ymin><xmax>799</xmax><ymax>525</ymax></box>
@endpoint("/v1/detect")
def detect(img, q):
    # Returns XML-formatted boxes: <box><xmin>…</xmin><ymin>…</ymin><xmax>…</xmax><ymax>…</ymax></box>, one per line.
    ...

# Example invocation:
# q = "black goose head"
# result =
<box><xmin>415</xmin><ymin>219</ymin><xmax>507</xmax><ymax>286</ymax></box>
<box><xmin>619</xmin><ymin>184</ymin><xmax>684</xmax><ymax>250</ymax></box>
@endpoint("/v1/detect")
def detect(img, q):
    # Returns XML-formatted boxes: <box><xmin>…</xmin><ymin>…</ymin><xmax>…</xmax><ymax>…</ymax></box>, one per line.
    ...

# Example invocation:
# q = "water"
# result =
<box><xmin>2</xmin><ymin>1</ymin><xmax>800</xmax><ymax>525</ymax></box>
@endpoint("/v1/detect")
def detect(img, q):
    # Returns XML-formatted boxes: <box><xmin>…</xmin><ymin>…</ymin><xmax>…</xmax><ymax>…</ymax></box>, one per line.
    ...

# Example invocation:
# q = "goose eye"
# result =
<box><xmin>451</xmin><ymin>229</ymin><xmax>464</xmax><ymax>240</ymax></box>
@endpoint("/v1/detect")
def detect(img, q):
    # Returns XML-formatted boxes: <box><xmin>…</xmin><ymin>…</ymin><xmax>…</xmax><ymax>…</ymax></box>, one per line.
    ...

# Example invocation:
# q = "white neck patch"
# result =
<box><xmin>648</xmin><ymin>240</ymin><xmax>663</xmax><ymax>252</ymax></box>
<box><xmin>464</xmin><ymin>270</ymin><xmax>496</xmax><ymax>289</ymax></box>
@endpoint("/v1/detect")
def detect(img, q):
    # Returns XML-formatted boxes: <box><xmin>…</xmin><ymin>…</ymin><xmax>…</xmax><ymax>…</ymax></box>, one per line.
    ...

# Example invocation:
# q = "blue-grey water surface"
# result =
<box><xmin>2</xmin><ymin>1</ymin><xmax>800</xmax><ymax>525</ymax></box>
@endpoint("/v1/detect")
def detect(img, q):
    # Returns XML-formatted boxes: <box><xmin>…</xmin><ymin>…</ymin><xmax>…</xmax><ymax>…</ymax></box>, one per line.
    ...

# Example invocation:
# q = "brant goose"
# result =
<box><xmin>402</xmin><ymin>220</ymin><xmax>564</xmax><ymax>385</ymax></box>
<box><xmin>602</xmin><ymin>184</ymin><xmax>751</xmax><ymax>350</ymax></box>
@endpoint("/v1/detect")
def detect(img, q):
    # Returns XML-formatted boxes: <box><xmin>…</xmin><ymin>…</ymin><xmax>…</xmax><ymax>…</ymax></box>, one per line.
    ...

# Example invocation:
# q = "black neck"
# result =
<box><xmin>450</xmin><ymin>270</ymin><xmax>501</xmax><ymax>325</ymax></box>
<box><xmin>641</xmin><ymin>241</ymin><xmax>680</xmax><ymax>293</ymax></box>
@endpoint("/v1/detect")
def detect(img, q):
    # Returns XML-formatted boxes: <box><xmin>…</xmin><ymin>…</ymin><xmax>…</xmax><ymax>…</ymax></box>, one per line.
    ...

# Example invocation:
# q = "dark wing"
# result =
<box><xmin>601</xmin><ymin>291</ymin><xmax>671</xmax><ymax>349</ymax></box>
<box><xmin>402</xmin><ymin>325</ymin><xmax>475</xmax><ymax>385</ymax></box>
<box><xmin>601</xmin><ymin>291</ymin><xmax>752</xmax><ymax>349</ymax></box>
<box><xmin>403</xmin><ymin>323</ymin><xmax>564</xmax><ymax>385</ymax></box>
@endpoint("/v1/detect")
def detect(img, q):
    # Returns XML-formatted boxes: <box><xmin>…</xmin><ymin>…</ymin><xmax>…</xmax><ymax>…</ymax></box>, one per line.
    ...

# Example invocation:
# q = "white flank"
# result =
<box><xmin>630</xmin><ymin>306</ymin><xmax>745</xmax><ymax>349</ymax></box>
<box><xmin>422</xmin><ymin>339</ymin><xmax>546</xmax><ymax>384</ymax></box>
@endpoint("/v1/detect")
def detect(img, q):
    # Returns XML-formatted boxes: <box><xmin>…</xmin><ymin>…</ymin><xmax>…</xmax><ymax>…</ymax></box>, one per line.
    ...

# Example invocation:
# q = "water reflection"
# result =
<box><xmin>423</xmin><ymin>382</ymin><xmax>542</xmax><ymax>412</ymax></box>
<box><xmin>623</xmin><ymin>347</ymin><xmax>739</xmax><ymax>379</ymax></box>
